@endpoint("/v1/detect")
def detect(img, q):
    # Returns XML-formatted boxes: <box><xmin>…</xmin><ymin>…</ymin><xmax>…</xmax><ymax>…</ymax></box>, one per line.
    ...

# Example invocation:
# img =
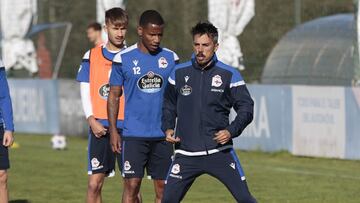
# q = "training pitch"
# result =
<box><xmin>8</xmin><ymin>134</ymin><xmax>360</xmax><ymax>203</ymax></box>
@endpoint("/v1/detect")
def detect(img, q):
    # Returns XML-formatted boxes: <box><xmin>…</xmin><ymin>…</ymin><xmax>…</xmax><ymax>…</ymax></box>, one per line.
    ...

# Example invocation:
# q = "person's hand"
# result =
<box><xmin>165</xmin><ymin>129</ymin><xmax>180</xmax><ymax>144</ymax></box>
<box><xmin>88</xmin><ymin>116</ymin><xmax>107</xmax><ymax>138</ymax></box>
<box><xmin>3</xmin><ymin>130</ymin><xmax>14</xmax><ymax>147</ymax></box>
<box><xmin>110</xmin><ymin>129</ymin><xmax>121</xmax><ymax>153</ymax></box>
<box><xmin>214</xmin><ymin>130</ymin><xmax>231</xmax><ymax>145</ymax></box>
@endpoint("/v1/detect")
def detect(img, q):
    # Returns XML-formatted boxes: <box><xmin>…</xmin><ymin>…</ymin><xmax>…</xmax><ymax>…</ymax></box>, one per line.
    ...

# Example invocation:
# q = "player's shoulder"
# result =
<box><xmin>82</xmin><ymin>50</ymin><xmax>91</xmax><ymax>61</ymax></box>
<box><xmin>169</xmin><ymin>60</ymin><xmax>192</xmax><ymax>81</ymax></box>
<box><xmin>162</xmin><ymin>47</ymin><xmax>179</xmax><ymax>62</ymax></box>
<box><xmin>216</xmin><ymin>60</ymin><xmax>244</xmax><ymax>81</ymax></box>
<box><xmin>113</xmin><ymin>44</ymin><xmax>138</xmax><ymax>64</ymax></box>
<box><xmin>175</xmin><ymin>60</ymin><xmax>192</xmax><ymax>71</ymax></box>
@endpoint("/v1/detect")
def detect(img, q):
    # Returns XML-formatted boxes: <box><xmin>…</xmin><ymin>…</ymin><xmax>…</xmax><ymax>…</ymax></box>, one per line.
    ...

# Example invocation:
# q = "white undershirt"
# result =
<box><xmin>80</xmin><ymin>82</ymin><xmax>93</xmax><ymax>119</ymax></box>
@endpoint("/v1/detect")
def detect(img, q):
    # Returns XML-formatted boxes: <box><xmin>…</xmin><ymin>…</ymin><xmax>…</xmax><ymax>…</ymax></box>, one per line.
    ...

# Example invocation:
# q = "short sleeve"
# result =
<box><xmin>76</xmin><ymin>51</ymin><xmax>90</xmax><ymax>82</ymax></box>
<box><xmin>109</xmin><ymin>53</ymin><xmax>124</xmax><ymax>86</ymax></box>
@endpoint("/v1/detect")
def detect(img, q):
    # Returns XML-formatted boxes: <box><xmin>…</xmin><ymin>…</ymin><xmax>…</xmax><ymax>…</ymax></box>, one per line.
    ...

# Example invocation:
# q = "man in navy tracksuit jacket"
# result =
<box><xmin>0</xmin><ymin>59</ymin><xmax>14</xmax><ymax>203</ymax></box>
<box><xmin>161</xmin><ymin>22</ymin><xmax>257</xmax><ymax>203</ymax></box>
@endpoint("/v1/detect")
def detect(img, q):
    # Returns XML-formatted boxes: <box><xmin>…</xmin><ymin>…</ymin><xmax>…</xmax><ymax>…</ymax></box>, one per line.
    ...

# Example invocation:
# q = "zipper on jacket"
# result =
<box><xmin>199</xmin><ymin>70</ymin><xmax>209</xmax><ymax>155</ymax></box>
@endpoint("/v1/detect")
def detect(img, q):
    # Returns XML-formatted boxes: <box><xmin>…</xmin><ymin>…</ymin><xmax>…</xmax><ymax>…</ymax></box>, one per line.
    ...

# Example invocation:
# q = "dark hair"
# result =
<box><xmin>139</xmin><ymin>10</ymin><xmax>164</xmax><ymax>27</ymax></box>
<box><xmin>87</xmin><ymin>22</ymin><xmax>102</xmax><ymax>31</ymax></box>
<box><xmin>105</xmin><ymin>7</ymin><xmax>128</xmax><ymax>26</ymax></box>
<box><xmin>191</xmin><ymin>21</ymin><xmax>218</xmax><ymax>43</ymax></box>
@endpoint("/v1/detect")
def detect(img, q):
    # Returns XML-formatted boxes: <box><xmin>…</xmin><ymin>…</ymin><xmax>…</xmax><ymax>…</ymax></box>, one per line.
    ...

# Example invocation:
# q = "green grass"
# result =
<box><xmin>8</xmin><ymin>134</ymin><xmax>360</xmax><ymax>203</ymax></box>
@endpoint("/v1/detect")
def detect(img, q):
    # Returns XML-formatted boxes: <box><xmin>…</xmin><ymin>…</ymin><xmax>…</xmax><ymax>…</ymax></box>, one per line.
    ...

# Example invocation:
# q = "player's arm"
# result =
<box><xmin>226</xmin><ymin>74</ymin><xmax>254</xmax><ymax>138</ymax></box>
<box><xmin>107</xmin><ymin>55</ymin><xmax>124</xmax><ymax>153</ymax></box>
<box><xmin>162</xmin><ymin>72</ymin><xmax>180</xmax><ymax>144</ymax></box>
<box><xmin>214</xmin><ymin>72</ymin><xmax>254</xmax><ymax>144</ymax></box>
<box><xmin>80</xmin><ymin>82</ymin><xmax>107</xmax><ymax>138</ymax></box>
<box><xmin>77</xmin><ymin>51</ymin><xmax>106</xmax><ymax>138</ymax></box>
<box><xmin>0</xmin><ymin>66</ymin><xmax>14</xmax><ymax>147</ymax></box>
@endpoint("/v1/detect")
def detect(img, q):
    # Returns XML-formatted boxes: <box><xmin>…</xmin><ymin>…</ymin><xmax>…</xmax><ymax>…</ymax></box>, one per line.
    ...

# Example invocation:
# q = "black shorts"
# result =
<box><xmin>118</xmin><ymin>140</ymin><xmax>173</xmax><ymax>180</ymax></box>
<box><xmin>0</xmin><ymin>126</ymin><xmax>10</xmax><ymax>170</ymax></box>
<box><xmin>87</xmin><ymin>128</ymin><xmax>122</xmax><ymax>176</ymax></box>
<box><xmin>162</xmin><ymin>149</ymin><xmax>257</xmax><ymax>203</ymax></box>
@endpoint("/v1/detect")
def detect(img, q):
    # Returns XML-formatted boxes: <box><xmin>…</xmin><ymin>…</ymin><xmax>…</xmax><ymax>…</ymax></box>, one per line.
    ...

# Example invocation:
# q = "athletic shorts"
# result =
<box><xmin>118</xmin><ymin>140</ymin><xmax>173</xmax><ymax>180</ymax></box>
<box><xmin>0</xmin><ymin>126</ymin><xmax>10</xmax><ymax>170</ymax></box>
<box><xmin>162</xmin><ymin>148</ymin><xmax>257</xmax><ymax>203</ymax></box>
<box><xmin>87</xmin><ymin>128</ymin><xmax>122</xmax><ymax>176</ymax></box>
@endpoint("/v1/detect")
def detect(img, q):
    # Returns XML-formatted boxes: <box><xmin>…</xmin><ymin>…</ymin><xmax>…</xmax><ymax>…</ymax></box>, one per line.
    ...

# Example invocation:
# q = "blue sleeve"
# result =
<box><xmin>109</xmin><ymin>62</ymin><xmax>124</xmax><ymax>86</ymax></box>
<box><xmin>76</xmin><ymin>50</ymin><xmax>90</xmax><ymax>82</ymax></box>
<box><xmin>76</xmin><ymin>60</ymin><xmax>90</xmax><ymax>82</ymax></box>
<box><xmin>168</xmin><ymin>68</ymin><xmax>176</xmax><ymax>85</ymax></box>
<box><xmin>0</xmin><ymin>68</ymin><xmax>14</xmax><ymax>131</ymax></box>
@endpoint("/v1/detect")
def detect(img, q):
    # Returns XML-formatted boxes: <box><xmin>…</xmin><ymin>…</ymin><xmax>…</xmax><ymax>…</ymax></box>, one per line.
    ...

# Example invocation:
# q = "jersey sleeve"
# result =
<box><xmin>76</xmin><ymin>50</ymin><xmax>90</xmax><ymax>82</ymax></box>
<box><xmin>168</xmin><ymin>67</ymin><xmax>176</xmax><ymax>85</ymax></box>
<box><xmin>0</xmin><ymin>67</ymin><xmax>14</xmax><ymax>131</ymax></box>
<box><xmin>109</xmin><ymin>53</ymin><xmax>124</xmax><ymax>86</ymax></box>
<box><xmin>173</xmin><ymin>52</ymin><xmax>180</xmax><ymax>64</ymax></box>
<box><xmin>226</xmin><ymin>71</ymin><xmax>253</xmax><ymax>138</ymax></box>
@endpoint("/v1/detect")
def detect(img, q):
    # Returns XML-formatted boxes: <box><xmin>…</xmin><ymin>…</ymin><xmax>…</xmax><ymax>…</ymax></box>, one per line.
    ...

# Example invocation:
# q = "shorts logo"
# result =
<box><xmin>124</xmin><ymin>161</ymin><xmax>131</xmax><ymax>171</ymax></box>
<box><xmin>171</xmin><ymin>164</ymin><xmax>180</xmax><ymax>174</ymax></box>
<box><xmin>158</xmin><ymin>57</ymin><xmax>168</xmax><ymax>68</ymax></box>
<box><xmin>230</xmin><ymin>163</ymin><xmax>236</xmax><ymax>170</ymax></box>
<box><xmin>180</xmin><ymin>85</ymin><xmax>192</xmax><ymax>96</ymax></box>
<box><xmin>99</xmin><ymin>83</ymin><xmax>110</xmax><ymax>99</ymax></box>
<box><xmin>137</xmin><ymin>71</ymin><xmax>163</xmax><ymax>93</ymax></box>
<box><xmin>212</xmin><ymin>75</ymin><xmax>223</xmax><ymax>87</ymax></box>
<box><xmin>91</xmin><ymin>158</ymin><xmax>100</xmax><ymax>168</ymax></box>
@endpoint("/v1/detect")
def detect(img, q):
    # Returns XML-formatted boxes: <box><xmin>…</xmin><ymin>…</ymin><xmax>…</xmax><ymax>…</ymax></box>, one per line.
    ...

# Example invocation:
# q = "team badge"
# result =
<box><xmin>171</xmin><ymin>164</ymin><xmax>180</xmax><ymax>174</ymax></box>
<box><xmin>124</xmin><ymin>161</ymin><xmax>131</xmax><ymax>171</ymax></box>
<box><xmin>137</xmin><ymin>71</ymin><xmax>163</xmax><ymax>93</ymax></box>
<box><xmin>91</xmin><ymin>158</ymin><xmax>100</xmax><ymax>168</ymax></box>
<box><xmin>211</xmin><ymin>75</ymin><xmax>223</xmax><ymax>87</ymax></box>
<box><xmin>180</xmin><ymin>85</ymin><xmax>192</xmax><ymax>96</ymax></box>
<box><xmin>158</xmin><ymin>57</ymin><xmax>168</xmax><ymax>68</ymax></box>
<box><xmin>99</xmin><ymin>83</ymin><xmax>110</xmax><ymax>99</ymax></box>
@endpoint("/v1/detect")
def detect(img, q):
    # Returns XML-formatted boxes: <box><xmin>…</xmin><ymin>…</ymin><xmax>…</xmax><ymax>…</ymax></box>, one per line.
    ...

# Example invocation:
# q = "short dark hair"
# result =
<box><xmin>105</xmin><ymin>7</ymin><xmax>128</xmax><ymax>26</ymax></box>
<box><xmin>87</xmin><ymin>22</ymin><xmax>102</xmax><ymax>31</ymax></box>
<box><xmin>139</xmin><ymin>10</ymin><xmax>164</xmax><ymax>27</ymax></box>
<box><xmin>191</xmin><ymin>21</ymin><xmax>218</xmax><ymax>43</ymax></box>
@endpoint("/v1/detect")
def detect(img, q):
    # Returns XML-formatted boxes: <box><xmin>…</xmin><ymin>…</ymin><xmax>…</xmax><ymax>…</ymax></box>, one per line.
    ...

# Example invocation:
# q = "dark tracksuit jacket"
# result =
<box><xmin>161</xmin><ymin>54</ymin><xmax>254</xmax><ymax>155</ymax></box>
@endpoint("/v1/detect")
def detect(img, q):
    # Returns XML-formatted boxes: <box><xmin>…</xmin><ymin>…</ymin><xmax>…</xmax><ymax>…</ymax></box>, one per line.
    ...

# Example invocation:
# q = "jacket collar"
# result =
<box><xmin>191</xmin><ymin>53</ymin><xmax>218</xmax><ymax>71</ymax></box>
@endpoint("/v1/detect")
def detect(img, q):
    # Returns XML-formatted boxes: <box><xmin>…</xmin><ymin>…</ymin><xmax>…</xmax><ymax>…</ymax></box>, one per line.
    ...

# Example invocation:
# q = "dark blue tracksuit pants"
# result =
<box><xmin>162</xmin><ymin>149</ymin><xmax>257</xmax><ymax>203</ymax></box>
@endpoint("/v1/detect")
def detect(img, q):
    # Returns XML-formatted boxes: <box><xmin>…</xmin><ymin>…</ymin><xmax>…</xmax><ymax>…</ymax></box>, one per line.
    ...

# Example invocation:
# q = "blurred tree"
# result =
<box><xmin>35</xmin><ymin>0</ymin><xmax>353</xmax><ymax>81</ymax></box>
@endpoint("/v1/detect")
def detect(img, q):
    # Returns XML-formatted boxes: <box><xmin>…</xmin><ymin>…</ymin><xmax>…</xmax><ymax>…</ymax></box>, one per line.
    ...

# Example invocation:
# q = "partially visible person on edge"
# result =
<box><xmin>0</xmin><ymin>59</ymin><xmax>15</xmax><ymax>203</ymax></box>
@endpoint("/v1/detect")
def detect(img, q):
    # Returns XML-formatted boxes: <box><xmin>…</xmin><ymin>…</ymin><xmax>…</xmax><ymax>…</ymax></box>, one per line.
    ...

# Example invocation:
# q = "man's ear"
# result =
<box><xmin>137</xmin><ymin>26</ymin><xmax>143</xmax><ymax>37</ymax></box>
<box><xmin>214</xmin><ymin>42</ymin><xmax>219</xmax><ymax>52</ymax></box>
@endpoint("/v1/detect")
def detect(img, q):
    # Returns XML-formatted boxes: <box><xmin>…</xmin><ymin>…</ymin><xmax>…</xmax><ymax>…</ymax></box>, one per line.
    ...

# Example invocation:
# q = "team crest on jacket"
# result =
<box><xmin>137</xmin><ymin>71</ymin><xmax>163</xmax><ymax>93</ymax></box>
<box><xmin>99</xmin><ymin>83</ymin><xmax>110</xmax><ymax>99</ymax></box>
<box><xmin>158</xmin><ymin>57</ymin><xmax>168</xmax><ymax>68</ymax></box>
<box><xmin>180</xmin><ymin>85</ymin><xmax>192</xmax><ymax>96</ymax></box>
<box><xmin>212</xmin><ymin>75</ymin><xmax>223</xmax><ymax>87</ymax></box>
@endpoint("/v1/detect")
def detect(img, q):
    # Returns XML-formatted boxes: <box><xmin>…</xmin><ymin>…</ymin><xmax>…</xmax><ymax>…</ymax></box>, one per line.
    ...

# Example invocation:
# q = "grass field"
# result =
<box><xmin>7</xmin><ymin>134</ymin><xmax>360</xmax><ymax>203</ymax></box>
